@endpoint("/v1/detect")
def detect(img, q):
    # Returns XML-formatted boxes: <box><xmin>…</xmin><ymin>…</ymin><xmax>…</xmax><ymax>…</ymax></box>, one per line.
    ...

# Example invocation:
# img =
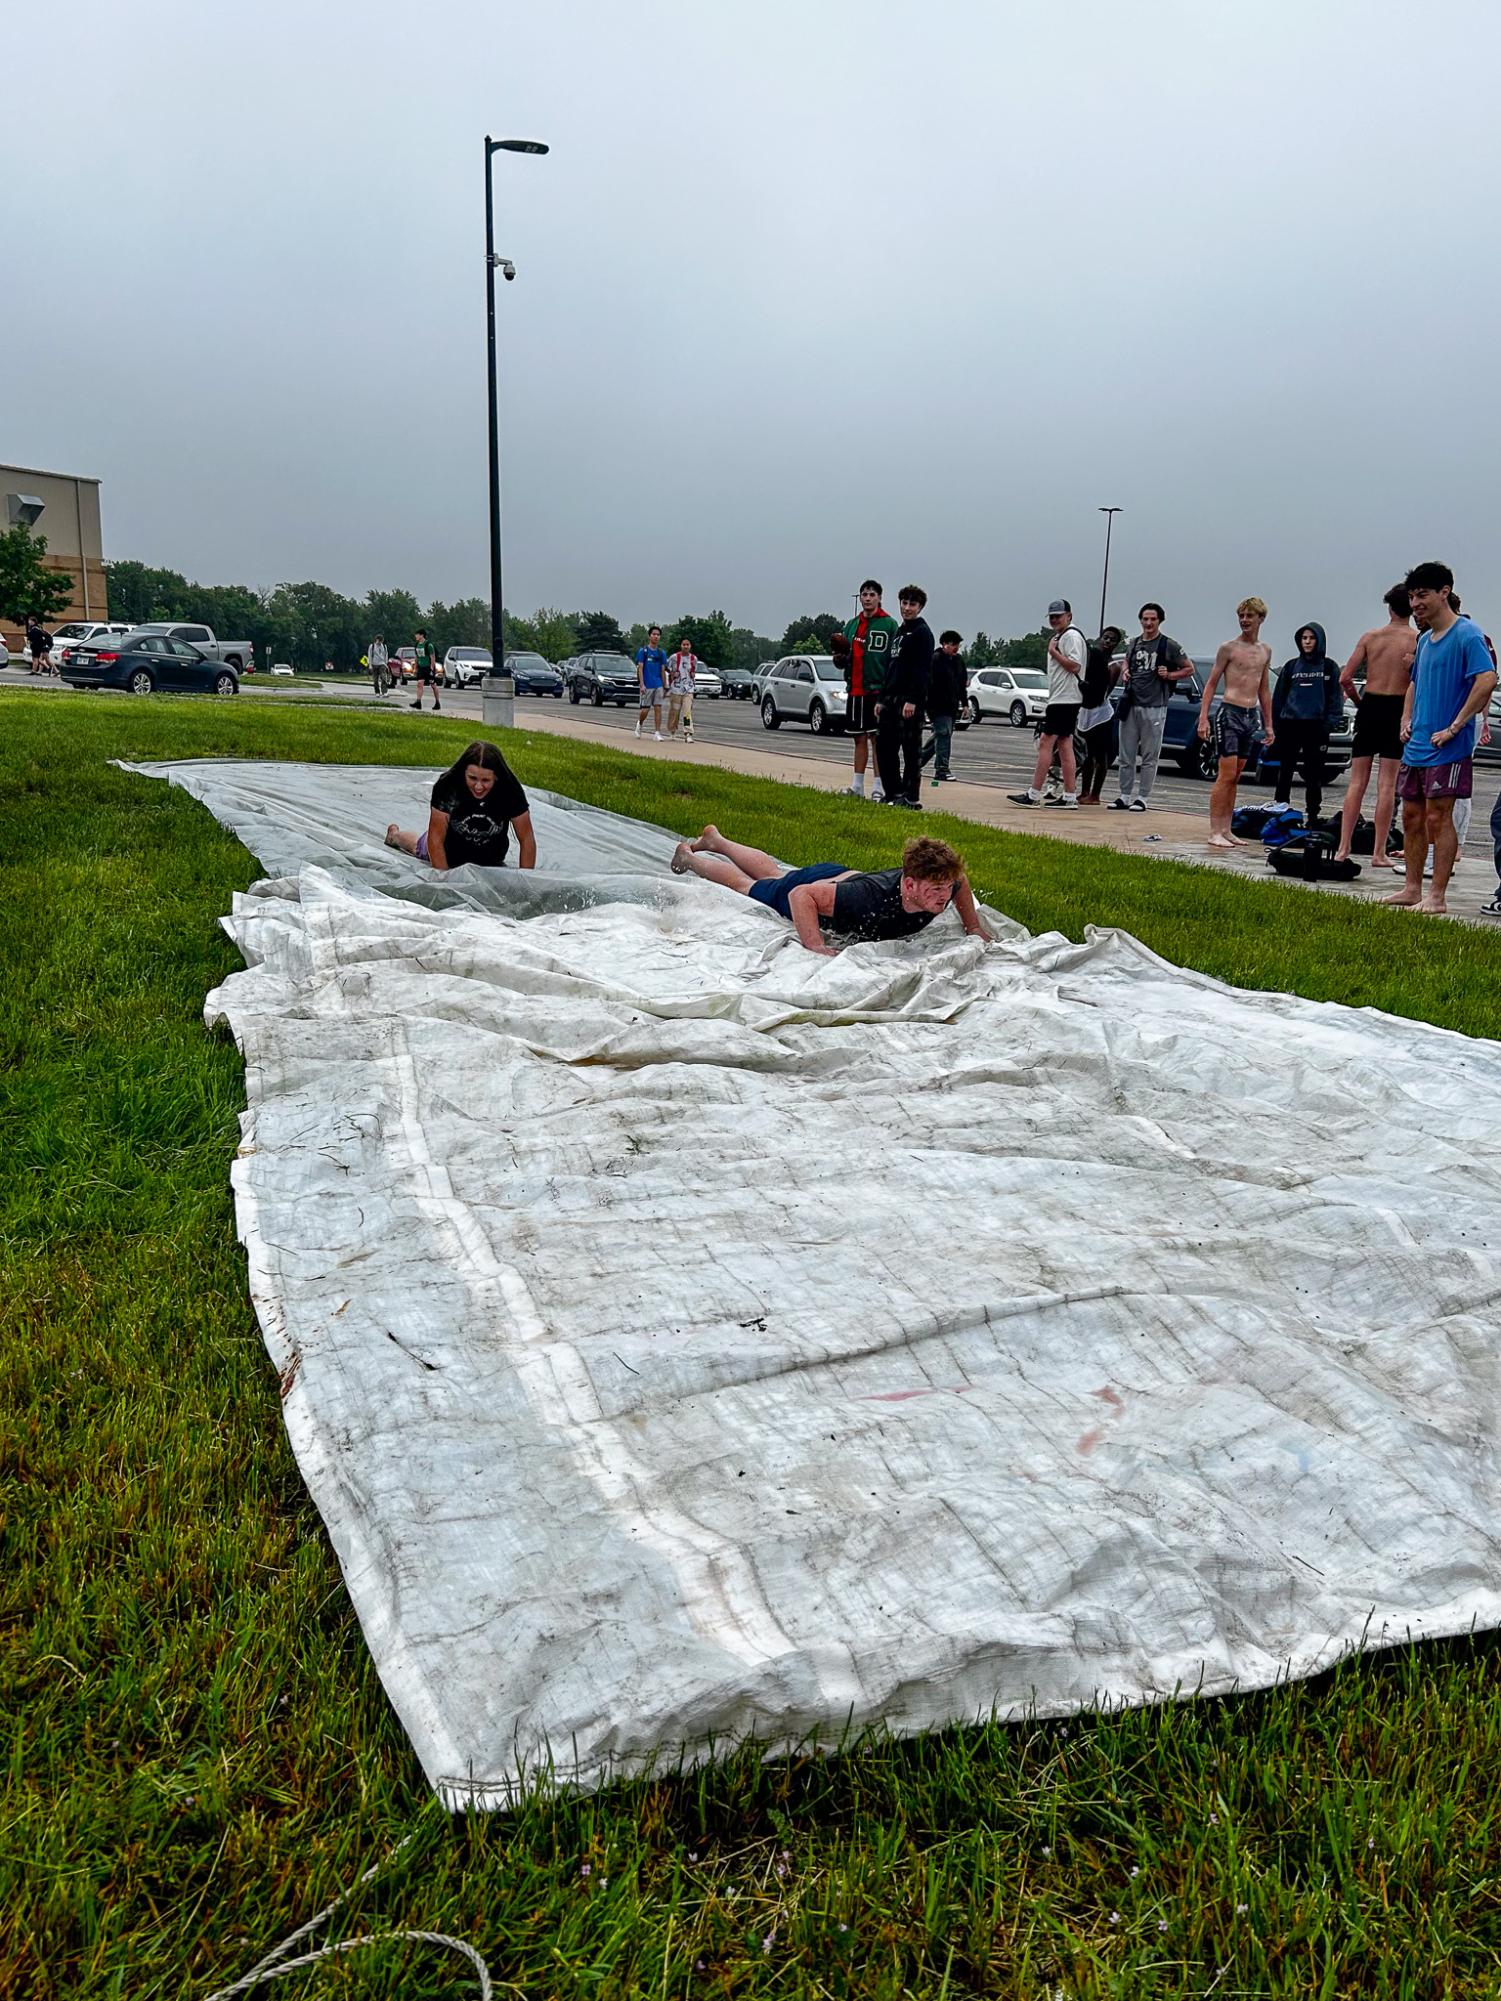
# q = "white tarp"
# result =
<box><xmin>131</xmin><ymin>759</ymin><xmax>1501</xmax><ymax>1807</ymax></box>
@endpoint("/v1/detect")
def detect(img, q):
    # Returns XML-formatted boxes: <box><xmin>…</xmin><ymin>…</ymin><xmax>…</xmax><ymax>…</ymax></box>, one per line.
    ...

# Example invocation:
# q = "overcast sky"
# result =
<box><xmin>10</xmin><ymin>0</ymin><xmax>1501</xmax><ymax>654</ymax></box>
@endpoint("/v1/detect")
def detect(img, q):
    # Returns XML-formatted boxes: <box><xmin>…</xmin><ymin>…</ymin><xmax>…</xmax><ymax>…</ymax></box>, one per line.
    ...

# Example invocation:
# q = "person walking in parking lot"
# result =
<box><xmin>410</xmin><ymin>627</ymin><xmax>440</xmax><ymax>711</ymax></box>
<box><xmin>636</xmin><ymin>625</ymin><xmax>667</xmax><ymax>739</ymax></box>
<box><xmin>1112</xmin><ymin>603</ymin><xmax>1194</xmax><ymax>810</ymax></box>
<box><xmin>878</xmin><ymin>587</ymin><xmax>934</xmax><ymax>809</ymax></box>
<box><xmin>1197</xmin><ymin>598</ymin><xmax>1273</xmax><ymax>848</ymax></box>
<box><xmin>26</xmin><ymin>617</ymin><xmax>52</xmax><ymax>675</ymax></box>
<box><xmin>843</xmin><ymin>580</ymin><xmax>897</xmax><ymax>800</ymax></box>
<box><xmin>1271</xmin><ymin>622</ymin><xmax>1343</xmax><ymax>824</ymax></box>
<box><xmin>1008</xmin><ymin>599</ymin><xmax>1086</xmax><ymax>809</ymax></box>
<box><xmin>1332</xmin><ymin>586</ymin><xmax>1415</xmax><ymax>868</ymax></box>
<box><xmin>921</xmin><ymin>630</ymin><xmax>967</xmax><ymax>783</ymax></box>
<box><xmin>368</xmin><ymin>632</ymin><xmax>391</xmax><ymax>697</ymax></box>
<box><xmin>666</xmin><ymin>634</ymin><xmax>698</xmax><ymax>742</ymax></box>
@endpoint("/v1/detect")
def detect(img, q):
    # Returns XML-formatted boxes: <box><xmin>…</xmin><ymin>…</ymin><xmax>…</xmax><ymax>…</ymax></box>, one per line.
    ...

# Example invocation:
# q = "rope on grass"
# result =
<box><xmin>202</xmin><ymin>1832</ymin><xmax>493</xmax><ymax>2000</ymax></box>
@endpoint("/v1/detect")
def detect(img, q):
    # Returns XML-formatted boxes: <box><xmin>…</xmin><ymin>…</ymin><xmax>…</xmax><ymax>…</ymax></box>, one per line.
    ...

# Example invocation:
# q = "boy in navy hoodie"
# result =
<box><xmin>1271</xmin><ymin>622</ymin><xmax>1343</xmax><ymax>823</ymax></box>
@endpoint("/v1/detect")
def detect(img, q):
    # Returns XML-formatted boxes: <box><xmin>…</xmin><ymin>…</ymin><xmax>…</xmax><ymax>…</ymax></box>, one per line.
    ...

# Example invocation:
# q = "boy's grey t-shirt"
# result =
<box><xmin>1126</xmin><ymin>633</ymin><xmax>1188</xmax><ymax>708</ymax></box>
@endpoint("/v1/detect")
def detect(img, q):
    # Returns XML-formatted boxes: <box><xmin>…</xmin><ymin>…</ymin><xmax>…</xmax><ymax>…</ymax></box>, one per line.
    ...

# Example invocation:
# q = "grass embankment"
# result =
<box><xmin>4</xmin><ymin>690</ymin><xmax>1501</xmax><ymax>1999</ymax></box>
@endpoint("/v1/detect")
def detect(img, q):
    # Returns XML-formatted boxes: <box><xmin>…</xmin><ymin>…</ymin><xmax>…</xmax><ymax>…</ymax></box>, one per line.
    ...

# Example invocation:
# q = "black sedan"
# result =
<box><xmin>61</xmin><ymin>631</ymin><xmax>240</xmax><ymax>697</ymax></box>
<box><xmin>720</xmin><ymin>667</ymin><xmax>760</xmax><ymax>701</ymax></box>
<box><xmin>509</xmin><ymin>653</ymin><xmax>564</xmax><ymax>697</ymax></box>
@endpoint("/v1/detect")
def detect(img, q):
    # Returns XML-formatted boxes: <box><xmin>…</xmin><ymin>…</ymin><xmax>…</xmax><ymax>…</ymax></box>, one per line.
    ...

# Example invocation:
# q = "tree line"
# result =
<box><xmin>3</xmin><ymin>527</ymin><xmax>1053</xmax><ymax>676</ymax></box>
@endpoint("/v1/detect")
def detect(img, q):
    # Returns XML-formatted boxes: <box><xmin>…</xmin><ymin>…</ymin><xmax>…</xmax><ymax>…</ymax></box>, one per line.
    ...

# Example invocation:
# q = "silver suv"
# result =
<box><xmin>757</xmin><ymin>655</ymin><xmax>848</xmax><ymax>735</ymax></box>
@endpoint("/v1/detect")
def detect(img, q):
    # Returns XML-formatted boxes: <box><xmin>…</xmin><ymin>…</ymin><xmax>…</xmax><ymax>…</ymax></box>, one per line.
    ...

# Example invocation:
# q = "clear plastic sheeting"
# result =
<box><xmin>130</xmin><ymin>760</ymin><xmax>1501</xmax><ymax>1807</ymax></box>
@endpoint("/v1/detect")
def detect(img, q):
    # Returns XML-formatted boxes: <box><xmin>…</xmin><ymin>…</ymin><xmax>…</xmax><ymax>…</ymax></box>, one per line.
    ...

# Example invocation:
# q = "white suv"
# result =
<box><xmin>967</xmin><ymin>666</ymin><xmax>1049</xmax><ymax>726</ymax></box>
<box><xmin>443</xmin><ymin>646</ymin><xmax>493</xmax><ymax>687</ymax></box>
<box><xmin>757</xmin><ymin>655</ymin><xmax>848</xmax><ymax>735</ymax></box>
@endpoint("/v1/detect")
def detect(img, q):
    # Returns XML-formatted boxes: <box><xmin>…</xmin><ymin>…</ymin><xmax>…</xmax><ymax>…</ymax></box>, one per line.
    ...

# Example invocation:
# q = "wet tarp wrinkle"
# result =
<box><xmin>125</xmin><ymin>760</ymin><xmax>1501</xmax><ymax>1806</ymax></box>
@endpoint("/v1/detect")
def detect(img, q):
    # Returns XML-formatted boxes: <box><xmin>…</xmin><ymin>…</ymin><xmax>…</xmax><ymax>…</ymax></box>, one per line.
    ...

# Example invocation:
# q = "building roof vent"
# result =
<box><xmin>6</xmin><ymin>493</ymin><xmax>45</xmax><ymax>529</ymax></box>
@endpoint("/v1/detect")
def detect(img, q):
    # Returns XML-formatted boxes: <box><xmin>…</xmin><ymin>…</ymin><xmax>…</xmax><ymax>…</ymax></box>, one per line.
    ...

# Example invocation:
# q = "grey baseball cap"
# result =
<box><xmin>1047</xmin><ymin>599</ymin><xmax>1070</xmax><ymax>617</ymax></box>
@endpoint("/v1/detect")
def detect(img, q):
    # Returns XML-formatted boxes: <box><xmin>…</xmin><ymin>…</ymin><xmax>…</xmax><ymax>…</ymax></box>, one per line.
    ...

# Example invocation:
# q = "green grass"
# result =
<box><xmin>5</xmin><ymin>689</ymin><xmax>1501</xmax><ymax>1999</ymax></box>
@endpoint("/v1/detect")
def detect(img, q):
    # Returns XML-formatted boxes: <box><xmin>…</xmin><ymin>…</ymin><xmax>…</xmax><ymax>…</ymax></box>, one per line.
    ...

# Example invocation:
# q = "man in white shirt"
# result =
<box><xmin>1008</xmin><ymin>598</ymin><xmax>1085</xmax><ymax>809</ymax></box>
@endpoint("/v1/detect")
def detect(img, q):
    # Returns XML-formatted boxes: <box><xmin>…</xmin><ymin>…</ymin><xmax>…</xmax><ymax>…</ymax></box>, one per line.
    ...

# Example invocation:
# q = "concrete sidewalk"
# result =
<box><xmin>512</xmin><ymin>706</ymin><xmax>1499</xmax><ymax>925</ymax></box>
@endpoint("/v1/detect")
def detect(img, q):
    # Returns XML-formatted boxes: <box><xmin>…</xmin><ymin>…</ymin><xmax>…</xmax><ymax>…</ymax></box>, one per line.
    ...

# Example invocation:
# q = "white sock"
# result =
<box><xmin>850</xmin><ymin>774</ymin><xmax>865</xmax><ymax>795</ymax></box>
<box><xmin>1028</xmin><ymin>788</ymin><xmax>1042</xmax><ymax>801</ymax></box>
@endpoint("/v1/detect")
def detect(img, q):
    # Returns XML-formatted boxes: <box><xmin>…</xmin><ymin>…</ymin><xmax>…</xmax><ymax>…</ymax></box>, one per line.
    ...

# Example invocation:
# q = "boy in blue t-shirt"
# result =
<box><xmin>1388</xmin><ymin>561</ymin><xmax>1497</xmax><ymax>914</ymax></box>
<box><xmin>635</xmin><ymin>625</ymin><xmax>667</xmax><ymax>740</ymax></box>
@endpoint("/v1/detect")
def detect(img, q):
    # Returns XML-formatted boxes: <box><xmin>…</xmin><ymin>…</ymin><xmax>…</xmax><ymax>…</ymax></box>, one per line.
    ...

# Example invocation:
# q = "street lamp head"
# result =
<box><xmin>1098</xmin><ymin>505</ymin><xmax>1122</xmax><ymax>514</ymax></box>
<box><xmin>488</xmin><ymin>137</ymin><xmax>549</xmax><ymax>155</ymax></box>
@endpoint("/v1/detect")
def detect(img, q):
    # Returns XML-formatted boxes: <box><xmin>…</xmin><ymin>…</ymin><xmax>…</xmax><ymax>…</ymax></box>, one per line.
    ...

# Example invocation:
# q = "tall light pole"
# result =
<box><xmin>485</xmin><ymin>136</ymin><xmax>549</xmax><ymax>680</ymax></box>
<box><xmin>1097</xmin><ymin>506</ymin><xmax>1121</xmax><ymax>634</ymax></box>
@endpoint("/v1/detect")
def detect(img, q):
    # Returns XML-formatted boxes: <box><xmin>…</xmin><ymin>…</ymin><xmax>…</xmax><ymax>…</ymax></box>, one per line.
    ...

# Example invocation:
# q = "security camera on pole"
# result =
<box><xmin>482</xmin><ymin>135</ymin><xmax>549</xmax><ymax>730</ymax></box>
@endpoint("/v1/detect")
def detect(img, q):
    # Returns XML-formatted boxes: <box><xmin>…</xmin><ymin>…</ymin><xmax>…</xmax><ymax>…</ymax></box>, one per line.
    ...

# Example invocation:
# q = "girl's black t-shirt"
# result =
<box><xmin>430</xmin><ymin>768</ymin><xmax>529</xmax><ymax>866</ymax></box>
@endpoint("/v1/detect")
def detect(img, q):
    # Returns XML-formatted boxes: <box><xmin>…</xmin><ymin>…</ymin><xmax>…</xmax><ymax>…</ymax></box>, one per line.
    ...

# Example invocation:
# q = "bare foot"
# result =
<box><xmin>1207</xmin><ymin>834</ymin><xmax>1236</xmax><ymax>849</ymax></box>
<box><xmin>385</xmin><ymin>824</ymin><xmax>403</xmax><ymax>850</ymax></box>
<box><xmin>670</xmin><ymin>841</ymin><xmax>694</xmax><ymax>875</ymax></box>
<box><xmin>690</xmin><ymin>824</ymin><xmax>719</xmax><ymax>852</ymax></box>
<box><xmin>1367</xmin><ymin>855</ymin><xmax>1392</xmax><ymax>870</ymax></box>
<box><xmin>1381</xmin><ymin>888</ymin><xmax>1422</xmax><ymax>906</ymax></box>
<box><xmin>1226</xmin><ymin>831</ymin><xmax>1247</xmax><ymax>845</ymax></box>
<box><xmin>1418</xmin><ymin>896</ymin><xmax>1447</xmax><ymax>914</ymax></box>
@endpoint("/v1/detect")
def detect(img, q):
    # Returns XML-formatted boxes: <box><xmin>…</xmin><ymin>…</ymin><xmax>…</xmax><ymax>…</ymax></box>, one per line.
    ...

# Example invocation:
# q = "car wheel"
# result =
<box><xmin>761</xmin><ymin>696</ymin><xmax>781</xmax><ymax>730</ymax></box>
<box><xmin>568</xmin><ymin>684</ymin><xmax>580</xmax><ymax>704</ymax></box>
<box><xmin>591</xmin><ymin>685</ymin><xmax>604</xmax><ymax>707</ymax></box>
<box><xmin>969</xmin><ymin>697</ymin><xmax>983</xmax><ymax>724</ymax></box>
<box><xmin>214</xmin><ymin>672</ymin><xmax>237</xmax><ymax>696</ymax></box>
<box><xmin>126</xmin><ymin>668</ymin><xmax>155</xmax><ymax>696</ymax></box>
<box><xmin>809</xmin><ymin>700</ymin><xmax>828</xmax><ymax>735</ymax></box>
<box><xmin>223</xmin><ymin>655</ymin><xmax>243</xmax><ymax>672</ymax></box>
<box><xmin>1009</xmin><ymin>701</ymin><xmax>1026</xmax><ymax>727</ymax></box>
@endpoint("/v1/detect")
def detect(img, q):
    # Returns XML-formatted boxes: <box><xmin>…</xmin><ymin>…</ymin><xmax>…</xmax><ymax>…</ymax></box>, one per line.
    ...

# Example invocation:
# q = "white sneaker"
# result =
<box><xmin>653</xmin><ymin>730</ymin><xmax>664</xmax><ymax>741</ymax></box>
<box><xmin>843</xmin><ymin>783</ymin><xmax>866</xmax><ymax>797</ymax></box>
<box><xmin>870</xmin><ymin>788</ymin><xmax>885</xmax><ymax>803</ymax></box>
<box><xmin>634</xmin><ymin>722</ymin><xmax>643</xmax><ymax>737</ymax></box>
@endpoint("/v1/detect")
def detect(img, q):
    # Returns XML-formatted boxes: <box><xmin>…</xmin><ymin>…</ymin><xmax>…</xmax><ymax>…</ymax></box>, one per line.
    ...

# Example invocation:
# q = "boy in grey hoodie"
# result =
<box><xmin>1271</xmin><ymin>622</ymin><xmax>1343</xmax><ymax>822</ymax></box>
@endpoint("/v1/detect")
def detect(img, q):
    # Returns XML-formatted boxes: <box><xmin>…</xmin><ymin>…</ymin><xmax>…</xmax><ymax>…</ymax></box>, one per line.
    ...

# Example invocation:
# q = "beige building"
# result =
<box><xmin>1</xmin><ymin>464</ymin><xmax>108</xmax><ymax>644</ymax></box>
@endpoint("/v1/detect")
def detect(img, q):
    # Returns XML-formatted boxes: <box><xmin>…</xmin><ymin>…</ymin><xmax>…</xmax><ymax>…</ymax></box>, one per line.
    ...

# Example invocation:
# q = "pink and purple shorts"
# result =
<box><xmin>1396</xmin><ymin>758</ymin><xmax>1472</xmax><ymax>802</ymax></box>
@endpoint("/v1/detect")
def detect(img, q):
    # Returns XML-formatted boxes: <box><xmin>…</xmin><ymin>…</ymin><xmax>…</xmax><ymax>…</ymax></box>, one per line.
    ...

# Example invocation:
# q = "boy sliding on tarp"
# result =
<box><xmin>670</xmin><ymin>827</ymin><xmax>992</xmax><ymax>956</ymax></box>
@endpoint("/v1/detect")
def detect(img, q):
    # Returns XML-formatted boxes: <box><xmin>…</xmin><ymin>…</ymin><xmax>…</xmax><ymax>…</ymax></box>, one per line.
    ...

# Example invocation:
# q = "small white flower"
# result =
<box><xmin>1209</xmin><ymin>1813</ymin><xmax>1219</xmax><ymax>1826</ymax></box>
<box><xmin>1158</xmin><ymin>1920</ymin><xmax>1168</xmax><ymax>1933</ymax></box>
<box><xmin>1236</xmin><ymin>1902</ymin><xmax>1248</xmax><ymax>1915</ymax></box>
<box><xmin>1130</xmin><ymin>1865</ymin><xmax>1140</xmax><ymax>1879</ymax></box>
<box><xmin>579</xmin><ymin>1862</ymin><xmax>591</xmax><ymax>1877</ymax></box>
<box><xmin>1110</xmin><ymin>1911</ymin><xmax>1121</xmax><ymax>1925</ymax></box>
<box><xmin>1041</xmin><ymin>1846</ymin><xmax>1052</xmax><ymax>1858</ymax></box>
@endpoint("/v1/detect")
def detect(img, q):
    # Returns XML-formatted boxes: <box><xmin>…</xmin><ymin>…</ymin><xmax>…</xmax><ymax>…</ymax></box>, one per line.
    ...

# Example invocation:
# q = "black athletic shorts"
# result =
<box><xmin>1351</xmin><ymin>691</ymin><xmax>1404</xmax><ymax>761</ymax></box>
<box><xmin>847</xmin><ymin>692</ymin><xmax>878</xmax><ymax>735</ymax></box>
<box><xmin>1041</xmin><ymin>701</ymin><xmax>1080</xmax><ymax>740</ymax></box>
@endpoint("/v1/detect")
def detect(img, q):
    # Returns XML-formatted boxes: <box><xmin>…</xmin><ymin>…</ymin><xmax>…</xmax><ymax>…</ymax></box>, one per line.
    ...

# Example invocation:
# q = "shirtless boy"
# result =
<box><xmin>1197</xmin><ymin>597</ymin><xmax>1274</xmax><ymax>848</ymax></box>
<box><xmin>1332</xmin><ymin>585</ymin><xmax>1415</xmax><ymax>867</ymax></box>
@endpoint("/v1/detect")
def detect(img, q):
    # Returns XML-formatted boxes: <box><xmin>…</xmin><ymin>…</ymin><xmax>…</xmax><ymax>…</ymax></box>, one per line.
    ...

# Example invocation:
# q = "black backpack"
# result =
<box><xmin>1267</xmin><ymin>832</ymin><xmax>1362</xmax><ymax>882</ymax></box>
<box><xmin>1079</xmin><ymin>633</ymin><xmax>1116</xmax><ymax>706</ymax></box>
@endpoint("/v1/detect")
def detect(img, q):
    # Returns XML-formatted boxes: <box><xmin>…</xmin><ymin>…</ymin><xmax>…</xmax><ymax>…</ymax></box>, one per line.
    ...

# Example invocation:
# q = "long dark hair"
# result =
<box><xmin>442</xmin><ymin>740</ymin><xmax>514</xmax><ymax>790</ymax></box>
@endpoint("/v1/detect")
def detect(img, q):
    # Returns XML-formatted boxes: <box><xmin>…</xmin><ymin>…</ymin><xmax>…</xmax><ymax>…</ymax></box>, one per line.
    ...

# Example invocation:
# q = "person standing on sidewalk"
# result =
<box><xmin>635</xmin><ymin>626</ymin><xmax>667</xmax><ymax>739</ymax></box>
<box><xmin>1197</xmin><ymin>597</ymin><xmax>1273</xmax><ymax>848</ymax></box>
<box><xmin>410</xmin><ymin>628</ymin><xmax>441</xmax><ymax>711</ymax></box>
<box><xmin>1332</xmin><ymin>586</ymin><xmax>1415</xmax><ymax>868</ymax></box>
<box><xmin>665</xmin><ymin>634</ymin><xmax>698</xmax><ymax>742</ymax></box>
<box><xmin>921</xmin><ymin>630</ymin><xmax>967</xmax><ymax>783</ymax></box>
<box><xmin>26</xmin><ymin>617</ymin><xmax>52</xmax><ymax>675</ymax></box>
<box><xmin>1270</xmin><ymin>622</ymin><xmax>1343</xmax><ymax>824</ymax></box>
<box><xmin>1076</xmin><ymin>626</ymin><xmax>1125</xmax><ymax>804</ymax></box>
<box><xmin>1112</xmin><ymin>603</ymin><xmax>1194</xmax><ymax>810</ymax></box>
<box><xmin>878</xmin><ymin>587</ymin><xmax>934</xmax><ymax>809</ymax></box>
<box><xmin>1384</xmin><ymin>561</ymin><xmax>1495</xmax><ymax>915</ymax></box>
<box><xmin>842</xmin><ymin>580</ymin><xmax>897</xmax><ymax>800</ymax></box>
<box><xmin>1008</xmin><ymin>599</ymin><xmax>1086</xmax><ymax>810</ymax></box>
<box><xmin>368</xmin><ymin>632</ymin><xmax>391</xmax><ymax>697</ymax></box>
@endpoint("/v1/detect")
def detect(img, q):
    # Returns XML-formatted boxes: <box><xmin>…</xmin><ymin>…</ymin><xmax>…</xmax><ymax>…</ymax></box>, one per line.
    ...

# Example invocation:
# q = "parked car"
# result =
<box><xmin>689</xmin><ymin>665</ymin><xmax>723</xmax><ymax>699</ymax></box>
<box><xmin>0</xmin><ymin>637</ymin><xmax>9</xmax><ymax>669</ymax></box>
<box><xmin>48</xmin><ymin>619</ymin><xmax>133</xmax><ymax>665</ymax></box>
<box><xmin>564</xmin><ymin>651</ymin><xmax>639</xmax><ymax>706</ymax></box>
<box><xmin>758</xmin><ymin>655</ymin><xmax>848</xmax><ymax>735</ymax></box>
<box><xmin>271</xmin><ymin>664</ymin><xmax>295</xmax><ymax>678</ymax></box>
<box><xmin>130</xmin><ymin>622</ymin><xmax>253</xmax><ymax>674</ymax></box>
<box><xmin>444</xmin><ymin>646</ymin><xmax>493</xmax><ymax>687</ymax></box>
<box><xmin>1476</xmin><ymin>688</ymin><xmax>1501</xmax><ymax>763</ymax></box>
<box><xmin>967</xmin><ymin>666</ymin><xmax>1049</xmax><ymax>727</ymax></box>
<box><xmin>508</xmin><ymin>651</ymin><xmax>564</xmax><ymax>696</ymax></box>
<box><xmin>719</xmin><ymin>666</ymin><xmax>759</xmax><ymax>700</ymax></box>
<box><xmin>60</xmin><ymin>631</ymin><xmax>240</xmax><ymax>697</ymax></box>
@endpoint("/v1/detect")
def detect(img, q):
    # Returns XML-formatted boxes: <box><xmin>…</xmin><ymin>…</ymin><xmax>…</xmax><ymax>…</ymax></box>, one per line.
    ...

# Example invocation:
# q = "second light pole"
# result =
<box><xmin>1097</xmin><ymin>506</ymin><xmax>1121</xmax><ymax>634</ymax></box>
<box><xmin>485</xmin><ymin>135</ymin><xmax>549</xmax><ymax>680</ymax></box>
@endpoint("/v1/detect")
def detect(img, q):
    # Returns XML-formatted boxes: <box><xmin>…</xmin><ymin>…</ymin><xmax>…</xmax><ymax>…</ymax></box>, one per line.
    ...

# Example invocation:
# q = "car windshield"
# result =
<box><xmin>54</xmin><ymin>624</ymin><xmax>91</xmax><ymax>640</ymax></box>
<box><xmin>1006</xmin><ymin>670</ymin><xmax>1045</xmax><ymax>688</ymax></box>
<box><xmin>813</xmin><ymin>660</ymin><xmax>844</xmax><ymax>680</ymax></box>
<box><xmin>510</xmin><ymin>654</ymin><xmax>548</xmax><ymax>667</ymax></box>
<box><xmin>451</xmin><ymin>649</ymin><xmax>490</xmax><ymax>661</ymax></box>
